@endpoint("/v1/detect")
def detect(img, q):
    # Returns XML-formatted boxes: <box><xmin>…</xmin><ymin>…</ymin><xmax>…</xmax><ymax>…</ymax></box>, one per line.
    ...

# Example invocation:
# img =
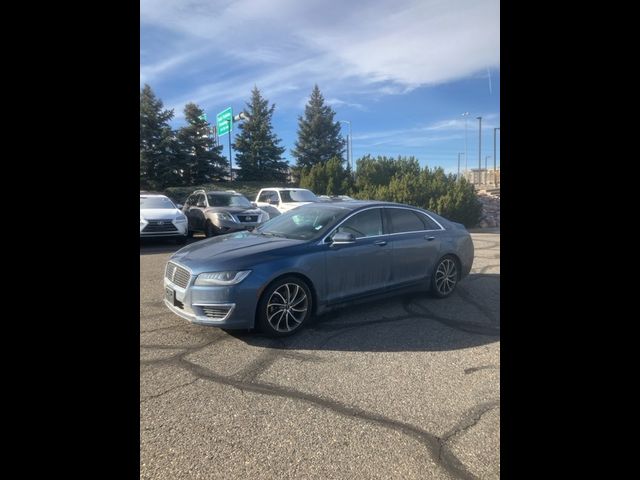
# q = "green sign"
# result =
<box><xmin>216</xmin><ymin>107</ymin><xmax>233</xmax><ymax>136</ymax></box>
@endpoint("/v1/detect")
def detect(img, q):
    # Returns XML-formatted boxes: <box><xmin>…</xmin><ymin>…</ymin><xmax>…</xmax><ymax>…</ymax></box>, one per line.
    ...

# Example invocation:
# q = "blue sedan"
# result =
<box><xmin>163</xmin><ymin>201</ymin><xmax>474</xmax><ymax>336</ymax></box>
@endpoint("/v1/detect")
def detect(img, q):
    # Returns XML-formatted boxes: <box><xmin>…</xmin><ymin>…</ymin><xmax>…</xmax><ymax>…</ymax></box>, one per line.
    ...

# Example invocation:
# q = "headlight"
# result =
<box><xmin>174</xmin><ymin>215</ymin><xmax>187</xmax><ymax>223</ymax></box>
<box><xmin>194</xmin><ymin>270</ymin><xmax>251</xmax><ymax>286</ymax></box>
<box><xmin>213</xmin><ymin>212</ymin><xmax>237</xmax><ymax>223</ymax></box>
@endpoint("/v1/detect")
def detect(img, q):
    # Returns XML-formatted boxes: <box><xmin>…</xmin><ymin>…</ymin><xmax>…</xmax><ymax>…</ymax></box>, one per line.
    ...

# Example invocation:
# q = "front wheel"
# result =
<box><xmin>256</xmin><ymin>277</ymin><xmax>312</xmax><ymax>337</ymax></box>
<box><xmin>431</xmin><ymin>255</ymin><xmax>459</xmax><ymax>298</ymax></box>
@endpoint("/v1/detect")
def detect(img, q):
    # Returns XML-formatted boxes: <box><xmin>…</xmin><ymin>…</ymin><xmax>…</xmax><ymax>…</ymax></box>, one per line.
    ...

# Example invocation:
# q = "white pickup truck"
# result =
<box><xmin>254</xmin><ymin>188</ymin><xmax>319</xmax><ymax>217</ymax></box>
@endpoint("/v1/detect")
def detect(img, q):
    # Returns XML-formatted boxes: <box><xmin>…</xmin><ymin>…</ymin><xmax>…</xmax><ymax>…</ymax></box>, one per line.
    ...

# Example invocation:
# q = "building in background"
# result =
<box><xmin>462</xmin><ymin>168</ymin><xmax>500</xmax><ymax>187</ymax></box>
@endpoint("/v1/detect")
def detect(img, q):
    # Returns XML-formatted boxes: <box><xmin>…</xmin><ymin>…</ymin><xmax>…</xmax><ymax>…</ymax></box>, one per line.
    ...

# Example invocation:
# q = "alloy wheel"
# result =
<box><xmin>266</xmin><ymin>283</ymin><xmax>309</xmax><ymax>333</ymax></box>
<box><xmin>435</xmin><ymin>258</ymin><xmax>458</xmax><ymax>296</ymax></box>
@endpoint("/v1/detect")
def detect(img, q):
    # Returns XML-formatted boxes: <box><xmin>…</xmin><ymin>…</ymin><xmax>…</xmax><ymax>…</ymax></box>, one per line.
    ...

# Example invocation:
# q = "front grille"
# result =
<box><xmin>237</xmin><ymin>215</ymin><xmax>258</xmax><ymax>223</ymax></box>
<box><xmin>202</xmin><ymin>305</ymin><xmax>232</xmax><ymax>320</ymax></box>
<box><xmin>165</xmin><ymin>262</ymin><xmax>191</xmax><ymax>288</ymax></box>
<box><xmin>143</xmin><ymin>219</ymin><xmax>178</xmax><ymax>232</ymax></box>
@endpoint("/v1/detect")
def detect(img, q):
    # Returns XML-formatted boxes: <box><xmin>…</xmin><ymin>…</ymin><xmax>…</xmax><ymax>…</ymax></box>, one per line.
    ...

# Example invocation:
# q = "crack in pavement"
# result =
<box><xmin>140</xmin><ymin>377</ymin><xmax>200</xmax><ymax>404</ymax></box>
<box><xmin>141</xmin><ymin>317</ymin><xmax>497</xmax><ymax>478</ymax></box>
<box><xmin>402</xmin><ymin>298</ymin><xmax>499</xmax><ymax>337</ymax></box>
<box><xmin>464</xmin><ymin>365</ymin><xmax>498</xmax><ymax>375</ymax></box>
<box><xmin>172</xmin><ymin>354</ymin><xmax>482</xmax><ymax>480</ymax></box>
<box><xmin>438</xmin><ymin>401</ymin><xmax>500</xmax><ymax>477</ymax></box>
<box><xmin>454</xmin><ymin>286</ymin><xmax>499</xmax><ymax>325</ymax></box>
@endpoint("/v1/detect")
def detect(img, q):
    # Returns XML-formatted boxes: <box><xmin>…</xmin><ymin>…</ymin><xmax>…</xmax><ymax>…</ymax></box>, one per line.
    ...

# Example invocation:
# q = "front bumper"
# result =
<box><xmin>163</xmin><ymin>266</ymin><xmax>260</xmax><ymax>328</ymax></box>
<box><xmin>213</xmin><ymin>220</ymin><xmax>262</xmax><ymax>234</ymax></box>
<box><xmin>140</xmin><ymin>221</ymin><xmax>188</xmax><ymax>238</ymax></box>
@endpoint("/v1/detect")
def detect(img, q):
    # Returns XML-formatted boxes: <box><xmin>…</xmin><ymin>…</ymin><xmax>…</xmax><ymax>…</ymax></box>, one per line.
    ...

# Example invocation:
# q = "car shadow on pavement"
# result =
<box><xmin>227</xmin><ymin>273</ymin><xmax>500</xmax><ymax>353</ymax></box>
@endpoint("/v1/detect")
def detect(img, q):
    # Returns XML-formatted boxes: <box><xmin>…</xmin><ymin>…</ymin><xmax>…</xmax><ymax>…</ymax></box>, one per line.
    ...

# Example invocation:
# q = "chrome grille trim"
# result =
<box><xmin>144</xmin><ymin>219</ymin><xmax>178</xmax><ymax>232</ymax></box>
<box><xmin>165</xmin><ymin>262</ymin><xmax>191</xmax><ymax>289</ymax></box>
<box><xmin>193</xmin><ymin>303</ymin><xmax>236</xmax><ymax>322</ymax></box>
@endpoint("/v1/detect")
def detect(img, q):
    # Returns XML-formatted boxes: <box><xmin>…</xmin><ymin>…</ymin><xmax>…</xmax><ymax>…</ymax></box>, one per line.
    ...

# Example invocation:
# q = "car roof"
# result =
<box><xmin>140</xmin><ymin>193</ymin><xmax>168</xmax><ymax>198</ymax></box>
<box><xmin>206</xmin><ymin>191</ymin><xmax>245</xmax><ymax>195</ymax></box>
<box><xmin>304</xmin><ymin>200</ymin><xmax>424</xmax><ymax>211</ymax></box>
<box><xmin>260</xmin><ymin>187</ymin><xmax>311</xmax><ymax>191</ymax></box>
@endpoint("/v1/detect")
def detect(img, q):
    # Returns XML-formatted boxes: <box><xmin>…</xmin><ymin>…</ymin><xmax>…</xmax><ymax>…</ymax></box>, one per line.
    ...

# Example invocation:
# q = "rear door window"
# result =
<box><xmin>388</xmin><ymin>208</ymin><xmax>427</xmax><ymax>234</ymax></box>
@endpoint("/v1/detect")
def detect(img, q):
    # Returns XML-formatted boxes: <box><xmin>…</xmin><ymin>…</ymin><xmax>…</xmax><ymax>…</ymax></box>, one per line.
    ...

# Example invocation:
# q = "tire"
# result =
<box><xmin>186</xmin><ymin>229</ymin><xmax>194</xmax><ymax>238</ymax></box>
<box><xmin>204</xmin><ymin>220</ymin><xmax>217</xmax><ymax>238</ymax></box>
<box><xmin>430</xmin><ymin>255</ymin><xmax>460</xmax><ymax>298</ymax></box>
<box><xmin>256</xmin><ymin>277</ymin><xmax>313</xmax><ymax>337</ymax></box>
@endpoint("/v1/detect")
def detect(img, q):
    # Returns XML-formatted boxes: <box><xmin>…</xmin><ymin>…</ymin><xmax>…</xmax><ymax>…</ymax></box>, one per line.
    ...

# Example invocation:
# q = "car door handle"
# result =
<box><xmin>425</xmin><ymin>236</ymin><xmax>435</xmax><ymax>241</ymax></box>
<box><xmin>374</xmin><ymin>240</ymin><xmax>387</xmax><ymax>246</ymax></box>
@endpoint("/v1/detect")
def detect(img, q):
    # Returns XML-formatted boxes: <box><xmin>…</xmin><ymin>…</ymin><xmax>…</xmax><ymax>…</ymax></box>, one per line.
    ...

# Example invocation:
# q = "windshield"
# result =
<box><xmin>140</xmin><ymin>196</ymin><xmax>176</xmax><ymax>209</ymax></box>
<box><xmin>256</xmin><ymin>205</ymin><xmax>348</xmax><ymax>240</ymax></box>
<box><xmin>279</xmin><ymin>190</ymin><xmax>318</xmax><ymax>203</ymax></box>
<box><xmin>207</xmin><ymin>194</ymin><xmax>253</xmax><ymax>208</ymax></box>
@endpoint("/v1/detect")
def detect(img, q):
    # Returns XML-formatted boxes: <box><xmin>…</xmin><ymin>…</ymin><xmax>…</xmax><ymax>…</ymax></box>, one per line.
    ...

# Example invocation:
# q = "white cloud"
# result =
<box><xmin>141</xmin><ymin>0</ymin><xmax>499</xmax><ymax>110</ymax></box>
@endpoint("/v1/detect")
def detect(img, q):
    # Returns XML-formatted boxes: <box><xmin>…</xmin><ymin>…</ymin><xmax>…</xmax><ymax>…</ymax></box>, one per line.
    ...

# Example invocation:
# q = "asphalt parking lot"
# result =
<box><xmin>140</xmin><ymin>232</ymin><xmax>500</xmax><ymax>479</ymax></box>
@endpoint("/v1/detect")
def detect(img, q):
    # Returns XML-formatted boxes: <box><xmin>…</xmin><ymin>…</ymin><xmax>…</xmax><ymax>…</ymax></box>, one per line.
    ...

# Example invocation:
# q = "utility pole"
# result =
<box><xmin>493</xmin><ymin>127</ymin><xmax>500</xmax><ymax>186</ymax></box>
<box><xmin>228</xmin><ymin>119</ymin><xmax>232</xmax><ymax>181</ymax></box>
<box><xmin>477</xmin><ymin>116</ymin><xmax>482</xmax><ymax>185</ymax></box>
<box><xmin>457</xmin><ymin>153</ymin><xmax>464</xmax><ymax>181</ymax></box>
<box><xmin>462</xmin><ymin>112</ymin><xmax>469</xmax><ymax>173</ymax></box>
<box><xmin>485</xmin><ymin>156</ymin><xmax>491</xmax><ymax>185</ymax></box>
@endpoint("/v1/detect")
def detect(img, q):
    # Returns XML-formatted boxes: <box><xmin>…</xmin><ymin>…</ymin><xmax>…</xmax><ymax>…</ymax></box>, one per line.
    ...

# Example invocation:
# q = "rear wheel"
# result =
<box><xmin>256</xmin><ymin>277</ymin><xmax>312</xmax><ymax>337</ymax></box>
<box><xmin>431</xmin><ymin>255</ymin><xmax>459</xmax><ymax>298</ymax></box>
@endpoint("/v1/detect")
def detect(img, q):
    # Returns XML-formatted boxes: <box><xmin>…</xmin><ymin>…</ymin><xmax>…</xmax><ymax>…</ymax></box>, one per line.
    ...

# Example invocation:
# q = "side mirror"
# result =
<box><xmin>331</xmin><ymin>232</ymin><xmax>356</xmax><ymax>245</ymax></box>
<box><xmin>176</xmin><ymin>204</ymin><xmax>183</xmax><ymax>210</ymax></box>
<box><xmin>251</xmin><ymin>202</ymin><xmax>257</xmax><ymax>208</ymax></box>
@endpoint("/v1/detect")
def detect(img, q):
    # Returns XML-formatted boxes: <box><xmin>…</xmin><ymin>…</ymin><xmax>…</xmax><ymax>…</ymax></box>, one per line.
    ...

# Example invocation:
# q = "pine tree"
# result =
<box><xmin>176</xmin><ymin>103</ymin><xmax>228</xmax><ymax>185</ymax></box>
<box><xmin>140</xmin><ymin>84</ymin><xmax>177</xmax><ymax>189</ymax></box>
<box><xmin>292</xmin><ymin>85</ymin><xmax>346</xmax><ymax>169</ymax></box>
<box><xmin>232</xmin><ymin>87</ymin><xmax>288</xmax><ymax>181</ymax></box>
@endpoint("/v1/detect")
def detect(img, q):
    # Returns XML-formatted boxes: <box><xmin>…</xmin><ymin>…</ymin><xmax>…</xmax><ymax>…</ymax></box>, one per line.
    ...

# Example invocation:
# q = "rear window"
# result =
<box><xmin>388</xmin><ymin>208</ymin><xmax>426</xmax><ymax>233</ymax></box>
<box><xmin>280</xmin><ymin>190</ymin><xmax>318</xmax><ymax>202</ymax></box>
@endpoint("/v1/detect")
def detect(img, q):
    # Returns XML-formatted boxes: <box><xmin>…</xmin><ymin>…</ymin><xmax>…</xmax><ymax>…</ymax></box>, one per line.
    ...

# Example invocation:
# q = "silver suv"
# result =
<box><xmin>182</xmin><ymin>190</ymin><xmax>268</xmax><ymax>238</ymax></box>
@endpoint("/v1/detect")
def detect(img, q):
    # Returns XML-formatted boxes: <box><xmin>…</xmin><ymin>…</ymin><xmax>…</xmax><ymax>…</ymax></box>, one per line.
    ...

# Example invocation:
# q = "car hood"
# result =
<box><xmin>169</xmin><ymin>231</ymin><xmax>304</xmax><ymax>273</ymax></box>
<box><xmin>140</xmin><ymin>208</ymin><xmax>182</xmax><ymax>219</ymax></box>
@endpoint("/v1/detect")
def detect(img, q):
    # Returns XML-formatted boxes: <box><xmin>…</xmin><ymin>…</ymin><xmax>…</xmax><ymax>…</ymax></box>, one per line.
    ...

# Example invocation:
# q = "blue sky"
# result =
<box><xmin>141</xmin><ymin>0</ymin><xmax>500</xmax><ymax>174</ymax></box>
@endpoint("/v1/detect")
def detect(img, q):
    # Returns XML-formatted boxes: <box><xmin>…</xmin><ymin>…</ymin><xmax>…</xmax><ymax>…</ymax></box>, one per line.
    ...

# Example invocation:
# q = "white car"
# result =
<box><xmin>140</xmin><ymin>194</ymin><xmax>189</xmax><ymax>243</ymax></box>
<box><xmin>254</xmin><ymin>188</ymin><xmax>319</xmax><ymax>216</ymax></box>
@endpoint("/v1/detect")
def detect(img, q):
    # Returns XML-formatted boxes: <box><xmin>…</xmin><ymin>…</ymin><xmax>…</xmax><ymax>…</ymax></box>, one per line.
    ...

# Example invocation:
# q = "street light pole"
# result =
<box><xmin>485</xmin><ymin>156</ymin><xmax>491</xmax><ymax>185</ymax></box>
<box><xmin>462</xmin><ymin>112</ymin><xmax>469</xmax><ymax>173</ymax></box>
<box><xmin>493</xmin><ymin>127</ymin><xmax>500</xmax><ymax>186</ymax></box>
<box><xmin>457</xmin><ymin>152</ymin><xmax>464</xmax><ymax>181</ymax></box>
<box><xmin>476</xmin><ymin>116</ymin><xmax>482</xmax><ymax>185</ymax></box>
<box><xmin>227</xmin><ymin>119</ymin><xmax>233</xmax><ymax>181</ymax></box>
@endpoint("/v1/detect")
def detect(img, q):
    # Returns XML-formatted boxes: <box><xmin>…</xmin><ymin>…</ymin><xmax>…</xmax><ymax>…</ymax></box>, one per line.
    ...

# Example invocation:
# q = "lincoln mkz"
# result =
<box><xmin>163</xmin><ymin>201</ymin><xmax>474</xmax><ymax>336</ymax></box>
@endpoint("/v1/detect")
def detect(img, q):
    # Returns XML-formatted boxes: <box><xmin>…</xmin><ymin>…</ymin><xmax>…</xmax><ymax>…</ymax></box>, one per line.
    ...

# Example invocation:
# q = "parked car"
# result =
<box><xmin>182</xmin><ymin>189</ymin><xmax>268</xmax><ymax>238</ymax></box>
<box><xmin>318</xmin><ymin>195</ymin><xmax>355</xmax><ymax>202</ymax></box>
<box><xmin>140</xmin><ymin>194</ymin><xmax>189</xmax><ymax>243</ymax></box>
<box><xmin>254</xmin><ymin>187</ymin><xmax>319</xmax><ymax>216</ymax></box>
<box><xmin>163</xmin><ymin>201</ymin><xmax>474</xmax><ymax>336</ymax></box>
